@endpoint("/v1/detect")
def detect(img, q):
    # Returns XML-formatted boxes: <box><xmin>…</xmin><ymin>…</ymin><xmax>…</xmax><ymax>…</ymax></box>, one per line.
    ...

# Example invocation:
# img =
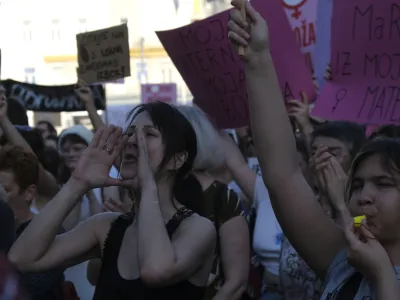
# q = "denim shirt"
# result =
<box><xmin>321</xmin><ymin>249</ymin><xmax>400</xmax><ymax>299</ymax></box>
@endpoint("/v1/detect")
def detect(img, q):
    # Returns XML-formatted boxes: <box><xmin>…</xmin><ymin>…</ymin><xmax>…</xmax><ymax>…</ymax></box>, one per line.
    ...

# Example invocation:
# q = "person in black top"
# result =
<box><xmin>0</xmin><ymin>186</ymin><xmax>15</xmax><ymax>253</ymax></box>
<box><xmin>9</xmin><ymin>102</ymin><xmax>217</xmax><ymax>300</ymax></box>
<box><xmin>0</xmin><ymin>146</ymin><xmax>65</xmax><ymax>299</ymax></box>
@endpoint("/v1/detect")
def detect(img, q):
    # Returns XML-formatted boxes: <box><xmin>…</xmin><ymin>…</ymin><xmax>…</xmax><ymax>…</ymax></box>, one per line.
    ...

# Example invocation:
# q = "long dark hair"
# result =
<box><xmin>126</xmin><ymin>102</ymin><xmax>200</xmax><ymax>212</ymax></box>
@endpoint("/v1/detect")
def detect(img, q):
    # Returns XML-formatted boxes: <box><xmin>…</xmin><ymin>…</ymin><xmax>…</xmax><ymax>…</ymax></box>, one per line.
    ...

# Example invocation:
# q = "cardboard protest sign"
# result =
<box><xmin>282</xmin><ymin>0</ymin><xmax>317</xmax><ymax>74</ymax></box>
<box><xmin>76</xmin><ymin>24</ymin><xmax>131</xmax><ymax>84</ymax></box>
<box><xmin>313</xmin><ymin>0</ymin><xmax>400</xmax><ymax>125</ymax></box>
<box><xmin>156</xmin><ymin>1</ymin><xmax>314</xmax><ymax>128</ymax></box>
<box><xmin>141</xmin><ymin>84</ymin><xmax>177</xmax><ymax>104</ymax></box>
<box><xmin>0</xmin><ymin>79</ymin><xmax>105</xmax><ymax>112</ymax></box>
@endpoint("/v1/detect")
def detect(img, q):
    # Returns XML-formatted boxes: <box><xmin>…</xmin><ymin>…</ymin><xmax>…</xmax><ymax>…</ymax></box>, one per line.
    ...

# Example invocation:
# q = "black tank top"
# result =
<box><xmin>93</xmin><ymin>208</ymin><xmax>206</xmax><ymax>300</ymax></box>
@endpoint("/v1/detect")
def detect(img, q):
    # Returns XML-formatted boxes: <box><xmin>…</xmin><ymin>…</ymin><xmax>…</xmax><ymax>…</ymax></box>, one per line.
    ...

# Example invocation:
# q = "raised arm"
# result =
<box><xmin>8</xmin><ymin>178</ymin><xmax>107</xmax><ymax>271</ymax></box>
<box><xmin>220</xmin><ymin>132</ymin><xmax>256</xmax><ymax>202</ymax></box>
<box><xmin>228</xmin><ymin>0</ymin><xmax>344</xmax><ymax>277</ymax></box>
<box><xmin>135</xmin><ymin>127</ymin><xmax>216</xmax><ymax>286</ymax></box>
<box><xmin>74</xmin><ymin>81</ymin><xmax>105</xmax><ymax>132</ymax></box>
<box><xmin>9</xmin><ymin>125</ymin><xmax>128</xmax><ymax>272</ymax></box>
<box><xmin>0</xmin><ymin>101</ymin><xmax>58</xmax><ymax>198</ymax></box>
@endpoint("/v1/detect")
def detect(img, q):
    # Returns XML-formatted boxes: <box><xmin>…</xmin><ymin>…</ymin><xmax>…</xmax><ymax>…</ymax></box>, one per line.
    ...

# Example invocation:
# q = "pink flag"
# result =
<box><xmin>313</xmin><ymin>0</ymin><xmax>400</xmax><ymax>125</ymax></box>
<box><xmin>141</xmin><ymin>84</ymin><xmax>177</xmax><ymax>104</ymax></box>
<box><xmin>156</xmin><ymin>0</ymin><xmax>314</xmax><ymax>128</ymax></box>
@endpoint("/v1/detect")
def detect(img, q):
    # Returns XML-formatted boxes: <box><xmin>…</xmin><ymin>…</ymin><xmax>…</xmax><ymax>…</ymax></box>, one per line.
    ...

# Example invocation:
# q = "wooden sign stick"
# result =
<box><xmin>238</xmin><ymin>0</ymin><xmax>247</xmax><ymax>56</ymax></box>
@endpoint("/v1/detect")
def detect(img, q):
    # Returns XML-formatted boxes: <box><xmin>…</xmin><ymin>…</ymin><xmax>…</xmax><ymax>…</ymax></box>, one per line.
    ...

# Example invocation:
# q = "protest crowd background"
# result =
<box><xmin>0</xmin><ymin>0</ymin><xmax>399</xmax><ymax>299</ymax></box>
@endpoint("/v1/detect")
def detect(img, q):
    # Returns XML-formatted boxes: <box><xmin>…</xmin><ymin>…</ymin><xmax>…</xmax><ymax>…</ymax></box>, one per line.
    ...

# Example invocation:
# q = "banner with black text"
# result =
<box><xmin>0</xmin><ymin>79</ymin><xmax>105</xmax><ymax>112</ymax></box>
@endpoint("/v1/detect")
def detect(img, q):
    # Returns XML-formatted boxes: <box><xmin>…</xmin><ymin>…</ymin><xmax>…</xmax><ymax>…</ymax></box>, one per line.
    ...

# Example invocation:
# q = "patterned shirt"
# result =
<box><xmin>202</xmin><ymin>181</ymin><xmax>245</xmax><ymax>300</ymax></box>
<box><xmin>279</xmin><ymin>236</ymin><xmax>323</xmax><ymax>300</ymax></box>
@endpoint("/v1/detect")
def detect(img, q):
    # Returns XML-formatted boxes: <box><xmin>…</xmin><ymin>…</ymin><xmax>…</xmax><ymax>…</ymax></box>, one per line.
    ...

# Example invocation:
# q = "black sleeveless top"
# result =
<box><xmin>92</xmin><ymin>208</ymin><xmax>206</xmax><ymax>300</ymax></box>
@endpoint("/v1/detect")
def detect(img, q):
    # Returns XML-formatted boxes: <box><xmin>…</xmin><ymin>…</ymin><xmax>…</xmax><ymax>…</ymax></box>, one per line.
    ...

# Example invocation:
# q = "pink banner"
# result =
<box><xmin>156</xmin><ymin>0</ymin><xmax>314</xmax><ymax>128</ymax></box>
<box><xmin>313</xmin><ymin>0</ymin><xmax>400</xmax><ymax>125</ymax></box>
<box><xmin>282</xmin><ymin>0</ymin><xmax>317</xmax><ymax>74</ymax></box>
<box><xmin>141</xmin><ymin>83</ymin><xmax>177</xmax><ymax>104</ymax></box>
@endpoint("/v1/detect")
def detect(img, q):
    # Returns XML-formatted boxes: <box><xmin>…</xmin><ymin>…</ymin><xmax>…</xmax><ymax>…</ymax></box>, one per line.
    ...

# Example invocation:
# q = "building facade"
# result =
<box><xmin>0</xmin><ymin>0</ymin><xmax>230</xmax><ymax>129</ymax></box>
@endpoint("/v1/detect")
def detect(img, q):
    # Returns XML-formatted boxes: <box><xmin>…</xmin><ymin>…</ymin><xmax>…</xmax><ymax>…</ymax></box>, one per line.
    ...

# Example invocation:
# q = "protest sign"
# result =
<box><xmin>282</xmin><ymin>0</ymin><xmax>317</xmax><ymax>74</ymax></box>
<box><xmin>314</xmin><ymin>0</ymin><xmax>333</xmax><ymax>89</ymax></box>
<box><xmin>76</xmin><ymin>24</ymin><xmax>130</xmax><ymax>84</ymax></box>
<box><xmin>313</xmin><ymin>0</ymin><xmax>400</xmax><ymax>125</ymax></box>
<box><xmin>141</xmin><ymin>83</ymin><xmax>177</xmax><ymax>104</ymax></box>
<box><xmin>254</xmin><ymin>0</ymin><xmax>315</xmax><ymax>99</ymax></box>
<box><xmin>156</xmin><ymin>1</ymin><xmax>314</xmax><ymax>128</ymax></box>
<box><xmin>0</xmin><ymin>79</ymin><xmax>105</xmax><ymax>112</ymax></box>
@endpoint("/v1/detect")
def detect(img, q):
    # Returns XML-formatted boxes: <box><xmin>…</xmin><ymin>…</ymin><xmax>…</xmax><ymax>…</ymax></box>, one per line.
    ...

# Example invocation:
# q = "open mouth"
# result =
<box><xmin>123</xmin><ymin>153</ymin><xmax>137</xmax><ymax>163</ymax></box>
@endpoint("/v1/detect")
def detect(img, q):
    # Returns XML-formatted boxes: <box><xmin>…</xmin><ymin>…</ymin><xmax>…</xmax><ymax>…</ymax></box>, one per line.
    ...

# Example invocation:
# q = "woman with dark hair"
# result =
<box><xmin>0</xmin><ymin>189</ymin><xmax>30</xmax><ymax>300</ymax></box>
<box><xmin>8</xmin><ymin>102</ymin><xmax>216</xmax><ymax>300</ymax></box>
<box><xmin>0</xmin><ymin>188</ymin><xmax>16</xmax><ymax>253</ymax></box>
<box><xmin>36</xmin><ymin>120</ymin><xmax>57</xmax><ymax>140</ymax></box>
<box><xmin>228</xmin><ymin>2</ymin><xmax>400</xmax><ymax>298</ymax></box>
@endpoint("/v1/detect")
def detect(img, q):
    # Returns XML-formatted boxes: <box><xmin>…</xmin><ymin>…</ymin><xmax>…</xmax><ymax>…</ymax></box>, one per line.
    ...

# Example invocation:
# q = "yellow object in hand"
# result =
<box><xmin>353</xmin><ymin>215</ymin><xmax>366</xmax><ymax>227</ymax></box>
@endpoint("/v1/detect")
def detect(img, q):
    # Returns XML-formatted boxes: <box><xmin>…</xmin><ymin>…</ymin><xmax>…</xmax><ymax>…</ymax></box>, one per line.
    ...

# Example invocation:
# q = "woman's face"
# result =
<box><xmin>348</xmin><ymin>154</ymin><xmax>400</xmax><ymax>243</ymax></box>
<box><xmin>36</xmin><ymin>123</ymin><xmax>51</xmax><ymax>139</ymax></box>
<box><xmin>312</xmin><ymin>136</ymin><xmax>351</xmax><ymax>172</ymax></box>
<box><xmin>60</xmin><ymin>138</ymin><xmax>88</xmax><ymax>170</ymax></box>
<box><xmin>120</xmin><ymin>112</ymin><xmax>165</xmax><ymax>189</ymax></box>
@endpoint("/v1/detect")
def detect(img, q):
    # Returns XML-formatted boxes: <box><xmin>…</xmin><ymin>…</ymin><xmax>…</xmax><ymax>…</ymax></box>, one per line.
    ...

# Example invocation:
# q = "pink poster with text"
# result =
<box><xmin>156</xmin><ymin>0</ymin><xmax>314</xmax><ymax>129</ymax></box>
<box><xmin>141</xmin><ymin>83</ymin><xmax>177</xmax><ymax>104</ymax></box>
<box><xmin>313</xmin><ymin>0</ymin><xmax>400</xmax><ymax>125</ymax></box>
<box><xmin>282</xmin><ymin>0</ymin><xmax>317</xmax><ymax>74</ymax></box>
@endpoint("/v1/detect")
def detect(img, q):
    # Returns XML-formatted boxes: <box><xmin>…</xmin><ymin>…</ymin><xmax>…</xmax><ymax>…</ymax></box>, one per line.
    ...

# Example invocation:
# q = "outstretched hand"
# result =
<box><xmin>228</xmin><ymin>0</ymin><xmax>270</xmax><ymax>60</ymax></box>
<box><xmin>71</xmin><ymin>125</ymin><xmax>132</xmax><ymax>189</ymax></box>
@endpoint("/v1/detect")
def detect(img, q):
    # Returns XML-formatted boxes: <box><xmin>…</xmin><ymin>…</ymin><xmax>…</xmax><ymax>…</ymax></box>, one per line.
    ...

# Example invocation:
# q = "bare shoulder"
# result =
<box><xmin>175</xmin><ymin>213</ymin><xmax>217</xmax><ymax>239</ymax></box>
<box><xmin>85</xmin><ymin>212</ymin><xmax>121</xmax><ymax>242</ymax></box>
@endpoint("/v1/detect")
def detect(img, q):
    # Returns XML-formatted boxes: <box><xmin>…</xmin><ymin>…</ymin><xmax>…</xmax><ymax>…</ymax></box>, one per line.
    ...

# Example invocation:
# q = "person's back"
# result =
<box><xmin>0</xmin><ymin>193</ymin><xmax>29</xmax><ymax>299</ymax></box>
<box><xmin>16</xmin><ymin>221</ymin><xmax>65</xmax><ymax>300</ymax></box>
<box><xmin>0</xmin><ymin>146</ymin><xmax>65</xmax><ymax>299</ymax></box>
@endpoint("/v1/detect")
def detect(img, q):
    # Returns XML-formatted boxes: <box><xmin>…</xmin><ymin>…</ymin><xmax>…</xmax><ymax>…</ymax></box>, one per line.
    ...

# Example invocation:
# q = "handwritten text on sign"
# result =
<box><xmin>156</xmin><ymin>11</ymin><xmax>249</xmax><ymax>129</ymax></box>
<box><xmin>313</xmin><ymin>1</ymin><xmax>400</xmax><ymax>125</ymax></box>
<box><xmin>282</xmin><ymin>0</ymin><xmax>317</xmax><ymax>74</ymax></box>
<box><xmin>76</xmin><ymin>24</ymin><xmax>131</xmax><ymax>84</ymax></box>
<box><xmin>253</xmin><ymin>0</ymin><xmax>316</xmax><ymax>102</ymax></box>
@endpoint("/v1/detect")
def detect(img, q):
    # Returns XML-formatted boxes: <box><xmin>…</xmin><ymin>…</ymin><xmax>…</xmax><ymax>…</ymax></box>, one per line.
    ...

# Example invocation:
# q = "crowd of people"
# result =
<box><xmin>0</xmin><ymin>1</ymin><xmax>399</xmax><ymax>299</ymax></box>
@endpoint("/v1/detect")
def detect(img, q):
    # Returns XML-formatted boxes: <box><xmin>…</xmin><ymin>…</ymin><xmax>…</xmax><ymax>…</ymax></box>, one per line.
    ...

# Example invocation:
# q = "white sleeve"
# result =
<box><xmin>253</xmin><ymin>175</ymin><xmax>270</xmax><ymax>210</ymax></box>
<box><xmin>109</xmin><ymin>166</ymin><xmax>119</xmax><ymax>178</ymax></box>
